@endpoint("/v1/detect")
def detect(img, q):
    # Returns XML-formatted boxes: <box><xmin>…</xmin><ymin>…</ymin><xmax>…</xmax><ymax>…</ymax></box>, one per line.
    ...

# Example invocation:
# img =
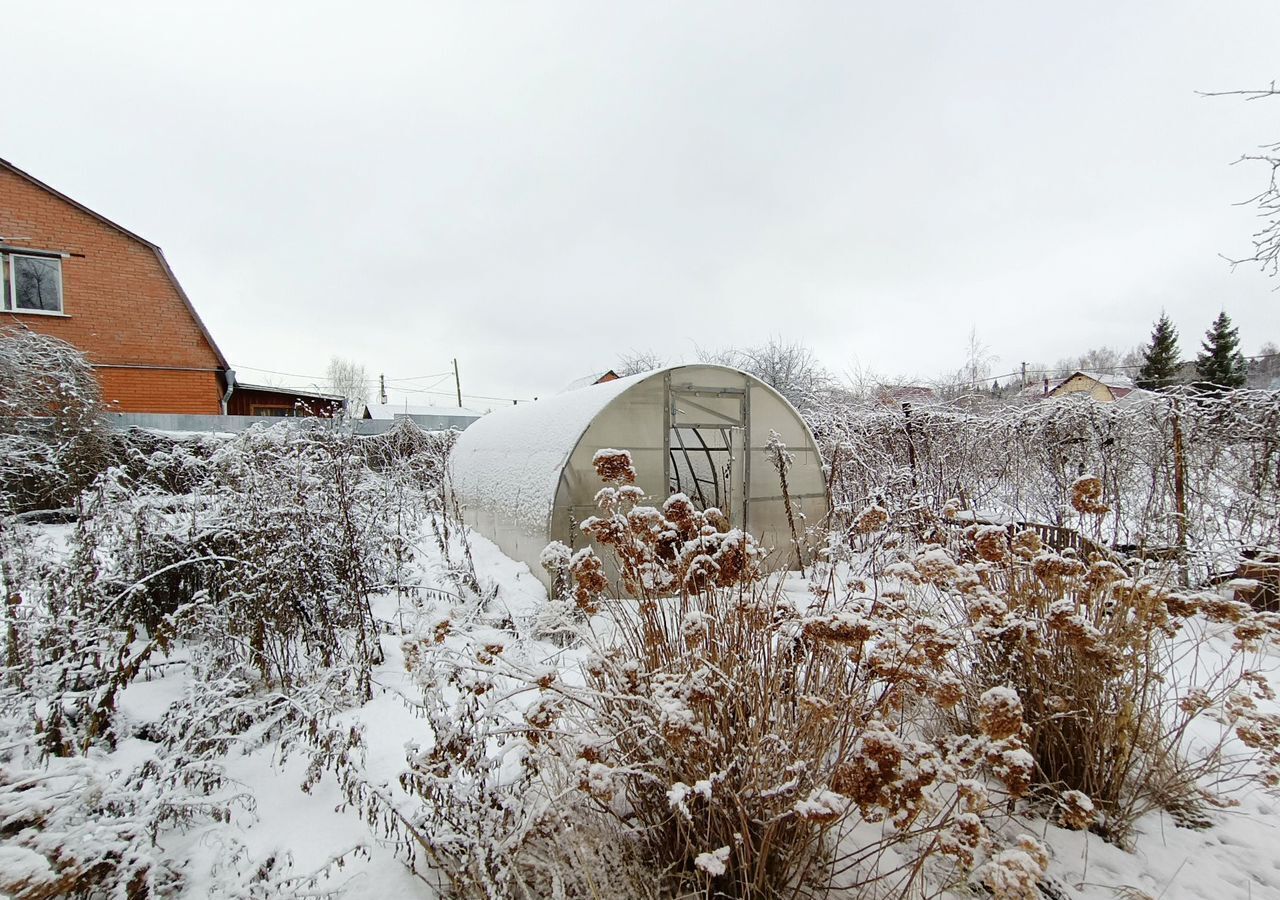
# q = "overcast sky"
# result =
<box><xmin>6</xmin><ymin>2</ymin><xmax>1278</xmax><ymax>407</ymax></box>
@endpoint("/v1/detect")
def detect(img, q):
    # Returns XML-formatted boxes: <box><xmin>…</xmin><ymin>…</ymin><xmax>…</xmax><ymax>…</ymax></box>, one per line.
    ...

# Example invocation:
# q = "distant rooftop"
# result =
<box><xmin>559</xmin><ymin>370</ymin><xmax>621</xmax><ymax>393</ymax></box>
<box><xmin>1023</xmin><ymin>370</ymin><xmax>1138</xmax><ymax>398</ymax></box>
<box><xmin>364</xmin><ymin>402</ymin><xmax>484</xmax><ymax>420</ymax></box>
<box><xmin>234</xmin><ymin>382</ymin><xmax>344</xmax><ymax>402</ymax></box>
<box><xmin>1074</xmin><ymin>370</ymin><xmax>1136</xmax><ymax>390</ymax></box>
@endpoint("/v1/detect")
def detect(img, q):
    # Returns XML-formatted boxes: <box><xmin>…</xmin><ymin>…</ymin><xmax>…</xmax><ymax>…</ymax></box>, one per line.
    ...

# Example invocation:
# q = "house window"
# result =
<box><xmin>2</xmin><ymin>253</ymin><xmax>64</xmax><ymax>314</ymax></box>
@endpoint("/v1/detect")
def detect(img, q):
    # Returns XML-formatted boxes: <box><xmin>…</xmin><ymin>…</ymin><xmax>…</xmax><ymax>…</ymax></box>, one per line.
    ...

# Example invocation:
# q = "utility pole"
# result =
<box><xmin>379</xmin><ymin>374</ymin><xmax>387</xmax><ymax>405</ymax></box>
<box><xmin>1020</xmin><ymin>362</ymin><xmax>1027</xmax><ymax>390</ymax></box>
<box><xmin>453</xmin><ymin>358</ymin><xmax>462</xmax><ymax>408</ymax></box>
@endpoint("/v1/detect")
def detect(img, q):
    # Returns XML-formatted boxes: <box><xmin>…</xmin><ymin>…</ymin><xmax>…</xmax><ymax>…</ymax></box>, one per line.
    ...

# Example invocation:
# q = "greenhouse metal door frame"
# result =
<box><xmin>663</xmin><ymin>373</ymin><xmax>750</xmax><ymax>527</ymax></box>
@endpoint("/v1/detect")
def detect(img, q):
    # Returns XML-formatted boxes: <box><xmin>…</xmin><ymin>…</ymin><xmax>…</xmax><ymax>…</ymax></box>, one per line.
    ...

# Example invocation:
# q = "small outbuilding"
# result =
<box><xmin>449</xmin><ymin>364</ymin><xmax>828</xmax><ymax>585</ymax></box>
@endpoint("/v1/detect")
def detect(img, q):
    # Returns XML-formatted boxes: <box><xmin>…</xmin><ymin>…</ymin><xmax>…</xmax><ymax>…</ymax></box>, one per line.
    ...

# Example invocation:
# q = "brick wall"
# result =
<box><xmin>0</xmin><ymin>166</ymin><xmax>226</xmax><ymax>414</ymax></box>
<box><xmin>97</xmin><ymin>367</ymin><xmax>225</xmax><ymax>415</ymax></box>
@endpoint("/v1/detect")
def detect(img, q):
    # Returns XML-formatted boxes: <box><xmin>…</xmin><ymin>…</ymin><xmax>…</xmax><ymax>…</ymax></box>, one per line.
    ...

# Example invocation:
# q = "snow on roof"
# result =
<box><xmin>365</xmin><ymin>403</ymin><xmax>484</xmax><ymax>420</ymax></box>
<box><xmin>1074</xmin><ymin>370</ymin><xmax>1136</xmax><ymax>390</ymax></box>
<box><xmin>234</xmin><ymin>382</ymin><xmax>344</xmax><ymax>402</ymax></box>
<box><xmin>1024</xmin><ymin>371</ymin><xmax>1138</xmax><ymax>398</ymax></box>
<box><xmin>450</xmin><ymin>369</ymin><xmax>653</xmax><ymax>536</ymax></box>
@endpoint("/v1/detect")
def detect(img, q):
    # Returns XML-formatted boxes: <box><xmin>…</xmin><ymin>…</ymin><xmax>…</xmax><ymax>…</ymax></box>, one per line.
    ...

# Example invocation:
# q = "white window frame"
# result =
<box><xmin>3</xmin><ymin>251</ymin><xmax>66</xmax><ymax>315</ymax></box>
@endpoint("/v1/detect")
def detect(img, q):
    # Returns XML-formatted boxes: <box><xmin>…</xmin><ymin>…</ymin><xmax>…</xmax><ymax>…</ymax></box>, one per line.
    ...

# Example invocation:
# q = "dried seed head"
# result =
<box><xmin>1071</xmin><ymin>475</ymin><xmax>1110</xmax><ymax>515</ymax></box>
<box><xmin>592</xmin><ymin>448</ymin><xmax>637</xmax><ymax>485</ymax></box>
<box><xmin>977</xmin><ymin>687</ymin><xmax>1023</xmax><ymax>740</ymax></box>
<box><xmin>663</xmin><ymin>493</ymin><xmax>698</xmax><ymax>532</ymax></box>
<box><xmin>853</xmin><ymin>504</ymin><xmax>890</xmax><ymax>534</ymax></box>
<box><xmin>973</xmin><ymin>526</ymin><xmax>1011</xmax><ymax>563</ymax></box>
<box><xmin>1057</xmin><ymin>790</ymin><xmax>1096</xmax><ymax>830</ymax></box>
<box><xmin>570</xmin><ymin>548</ymin><xmax>608</xmax><ymax>614</ymax></box>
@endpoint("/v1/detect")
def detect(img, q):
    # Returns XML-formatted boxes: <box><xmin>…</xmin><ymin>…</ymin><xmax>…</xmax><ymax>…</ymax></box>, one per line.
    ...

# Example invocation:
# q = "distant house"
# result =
<box><xmin>1025</xmin><ymin>371</ymin><xmax>1138</xmax><ymax>403</ymax></box>
<box><xmin>364</xmin><ymin>403</ymin><xmax>483</xmax><ymax>430</ymax></box>
<box><xmin>560</xmin><ymin>370</ymin><xmax>621</xmax><ymax>393</ymax></box>
<box><xmin>1</xmin><ymin>157</ymin><xmax>231</xmax><ymax>414</ymax></box>
<box><xmin>1</xmin><ymin>157</ymin><xmax>331</xmax><ymax>418</ymax></box>
<box><xmin>226</xmin><ymin>382</ymin><xmax>345</xmax><ymax>418</ymax></box>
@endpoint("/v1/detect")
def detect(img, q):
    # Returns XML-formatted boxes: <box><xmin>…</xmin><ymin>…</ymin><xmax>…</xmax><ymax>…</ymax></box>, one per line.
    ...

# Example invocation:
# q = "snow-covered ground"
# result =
<box><xmin>5</xmin><ymin>512</ymin><xmax>1280</xmax><ymax>899</ymax></box>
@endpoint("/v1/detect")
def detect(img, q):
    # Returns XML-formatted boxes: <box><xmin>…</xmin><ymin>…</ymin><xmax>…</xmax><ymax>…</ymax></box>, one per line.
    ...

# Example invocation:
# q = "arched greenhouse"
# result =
<box><xmin>448</xmin><ymin>364</ymin><xmax>828</xmax><ymax>586</ymax></box>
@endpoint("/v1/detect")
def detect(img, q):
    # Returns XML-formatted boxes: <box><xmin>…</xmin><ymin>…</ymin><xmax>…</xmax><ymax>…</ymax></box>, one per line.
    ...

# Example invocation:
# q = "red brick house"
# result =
<box><xmin>0</xmin><ymin>157</ymin><xmax>235</xmax><ymax>414</ymax></box>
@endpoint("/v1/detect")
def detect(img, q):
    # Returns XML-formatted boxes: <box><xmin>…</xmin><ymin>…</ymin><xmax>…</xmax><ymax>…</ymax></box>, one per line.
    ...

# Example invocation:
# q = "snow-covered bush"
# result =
<box><xmin>0</xmin><ymin>327</ymin><xmax>111</xmax><ymax>514</ymax></box>
<box><xmin>874</xmin><ymin>495</ymin><xmax>1280</xmax><ymax>846</ymax></box>
<box><xmin>0</xmin><ymin>420</ymin><xmax>445</xmax><ymax>897</ymax></box>
<box><xmin>404</xmin><ymin>451</ymin><xmax>1038</xmax><ymax>899</ymax></box>
<box><xmin>812</xmin><ymin>390</ymin><xmax>1280</xmax><ymax>579</ymax></box>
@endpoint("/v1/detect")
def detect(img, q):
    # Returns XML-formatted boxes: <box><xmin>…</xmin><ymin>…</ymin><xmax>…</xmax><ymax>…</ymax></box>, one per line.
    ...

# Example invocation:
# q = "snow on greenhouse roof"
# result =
<box><xmin>449</xmin><ymin>369</ymin><xmax>653</xmax><ymax>536</ymax></box>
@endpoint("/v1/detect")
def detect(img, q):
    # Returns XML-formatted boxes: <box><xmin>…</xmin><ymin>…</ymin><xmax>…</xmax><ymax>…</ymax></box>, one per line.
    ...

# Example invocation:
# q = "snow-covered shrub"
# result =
<box><xmin>0</xmin><ymin>737</ymin><xmax>250</xmax><ymax>898</ymax></box>
<box><xmin>0</xmin><ymin>417</ymin><xmax>448</xmax><ymax>897</ymax></box>
<box><xmin>2</xmin><ymin>422</ymin><xmax>416</xmax><ymax>755</ymax></box>
<box><xmin>0</xmin><ymin>327</ymin><xmax>111</xmax><ymax>514</ymax></box>
<box><xmin>884</xmin><ymin>503</ymin><xmax>1280</xmax><ymax>846</ymax></box>
<box><xmin>811</xmin><ymin>390</ymin><xmax>1280</xmax><ymax>579</ymax></box>
<box><xmin>399</xmin><ymin>637</ymin><xmax>664</xmax><ymax>899</ymax></box>
<box><xmin>404</xmin><ymin>451</ymin><xmax>1036</xmax><ymax>899</ymax></box>
<box><xmin>39</xmin><ymin>425</ymin><xmax>394</xmax><ymax>696</ymax></box>
<box><xmin>359</xmin><ymin>416</ymin><xmax>456</xmax><ymax>493</ymax></box>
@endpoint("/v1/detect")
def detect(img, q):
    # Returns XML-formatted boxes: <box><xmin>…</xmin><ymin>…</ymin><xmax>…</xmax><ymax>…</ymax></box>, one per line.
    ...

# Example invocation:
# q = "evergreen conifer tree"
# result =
<box><xmin>1136</xmin><ymin>313</ymin><xmax>1181</xmax><ymax>390</ymax></box>
<box><xmin>1195</xmin><ymin>311</ymin><xmax>1248</xmax><ymax>390</ymax></box>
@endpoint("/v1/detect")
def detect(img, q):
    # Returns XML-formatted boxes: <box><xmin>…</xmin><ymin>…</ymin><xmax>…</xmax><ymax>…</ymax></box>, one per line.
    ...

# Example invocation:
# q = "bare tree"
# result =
<box><xmin>615</xmin><ymin>349</ymin><xmax>666</xmax><ymax>377</ymax></box>
<box><xmin>737</xmin><ymin>339</ymin><xmax>834</xmax><ymax>410</ymax></box>
<box><xmin>843</xmin><ymin>358</ymin><xmax>893</xmax><ymax>400</ymax></box>
<box><xmin>325</xmin><ymin>357</ymin><xmax>370</xmax><ymax>418</ymax></box>
<box><xmin>935</xmin><ymin>328</ymin><xmax>999</xmax><ymax>401</ymax></box>
<box><xmin>1202</xmin><ymin>84</ymin><xmax>1279</xmax><ymax>280</ymax></box>
<box><xmin>961</xmin><ymin>328</ymin><xmax>997</xmax><ymax>389</ymax></box>
<box><xmin>1119</xmin><ymin>344</ymin><xmax>1145</xmax><ymax>371</ymax></box>
<box><xmin>692</xmin><ymin>344</ymin><xmax>745</xmax><ymax>367</ymax></box>
<box><xmin>1076</xmin><ymin>346</ymin><xmax>1122</xmax><ymax>373</ymax></box>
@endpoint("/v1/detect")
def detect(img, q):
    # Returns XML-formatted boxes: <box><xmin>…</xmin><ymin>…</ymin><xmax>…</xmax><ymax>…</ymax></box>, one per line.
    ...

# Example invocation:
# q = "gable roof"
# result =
<box><xmin>0</xmin><ymin>156</ymin><xmax>229</xmax><ymax>371</ymax></box>
<box><xmin>1029</xmin><ymin>370</ymin><xmax>1135</xmax><ymax>397</ymax></box>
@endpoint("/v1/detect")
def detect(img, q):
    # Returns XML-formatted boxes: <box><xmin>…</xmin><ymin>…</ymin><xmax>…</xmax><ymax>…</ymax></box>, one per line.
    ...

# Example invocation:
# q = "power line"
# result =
<box><xmin>385</xmin><ymin>371</ymin><xmax>453</xmax><ymax>383</ymax></box>
<box><xmin>384</xmin><ymin>374</ymin><xmax>454</xmax><ymax>393</ymax></box>
<box><xmin>231</xmin><ymin>363</ymin><xmax>330</xmax><ymax>381</ymax></box>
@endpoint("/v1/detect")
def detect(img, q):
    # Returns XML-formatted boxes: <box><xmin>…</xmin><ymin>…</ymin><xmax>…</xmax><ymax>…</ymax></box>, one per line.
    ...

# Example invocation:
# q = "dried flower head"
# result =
<box><xmin>1057</xmin><ymin>790</ymin><xmax>1096</xmax><ymax>830</ymax></box>
<box><xmin>853</xmin><ymin>504</ymin><xmax>890</xmax><ymax>535</ymax></box>
<box><xmin>1071</xmin><ymin>475</ymin><xmax>1110</xmax><ymax>515</ymax></box>
<box><xmin>977</xmin><ymin>839</ymin><xmax>1049</xmax><ymax>900</ymax></box>
<box><xmin>977</xmin><ymin>687</ymin><xmax>1023</xmax><ymax>740</ymax></box>
<box><xmin>592</xmin><ymin>448</ymin><xmax>637</xmax><ymax>485</ymax></box>
<box><xmin>1010</xmin><ymin>529</ymin><xmax>1043</xmax><ymax>558</ymax></box>
<box><xmin>570</xmin><ymin>548</ymin><xmax>608</xmax><ymax>614</ymax></box>
<box><xmin>973</xmin><ymin>525</ymin><xmax>1011</xmax><ymax>563</ymax></box>
<box><xmin>662</xmin><ymin>492</ymin><xmax>698</xmax><ymax>532</ymax></box>
<box><xmin>703</xmin><ymin>507</ymin><xmax>731</xmax><ymax>532</ymax></box>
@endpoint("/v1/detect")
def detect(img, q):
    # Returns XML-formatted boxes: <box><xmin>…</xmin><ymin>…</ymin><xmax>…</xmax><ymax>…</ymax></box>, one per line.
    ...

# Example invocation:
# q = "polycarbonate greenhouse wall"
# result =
<box><xmin>448</xmin><ymin>364</ymin><xmax>829</xmax><ymax>587</ymax></box>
